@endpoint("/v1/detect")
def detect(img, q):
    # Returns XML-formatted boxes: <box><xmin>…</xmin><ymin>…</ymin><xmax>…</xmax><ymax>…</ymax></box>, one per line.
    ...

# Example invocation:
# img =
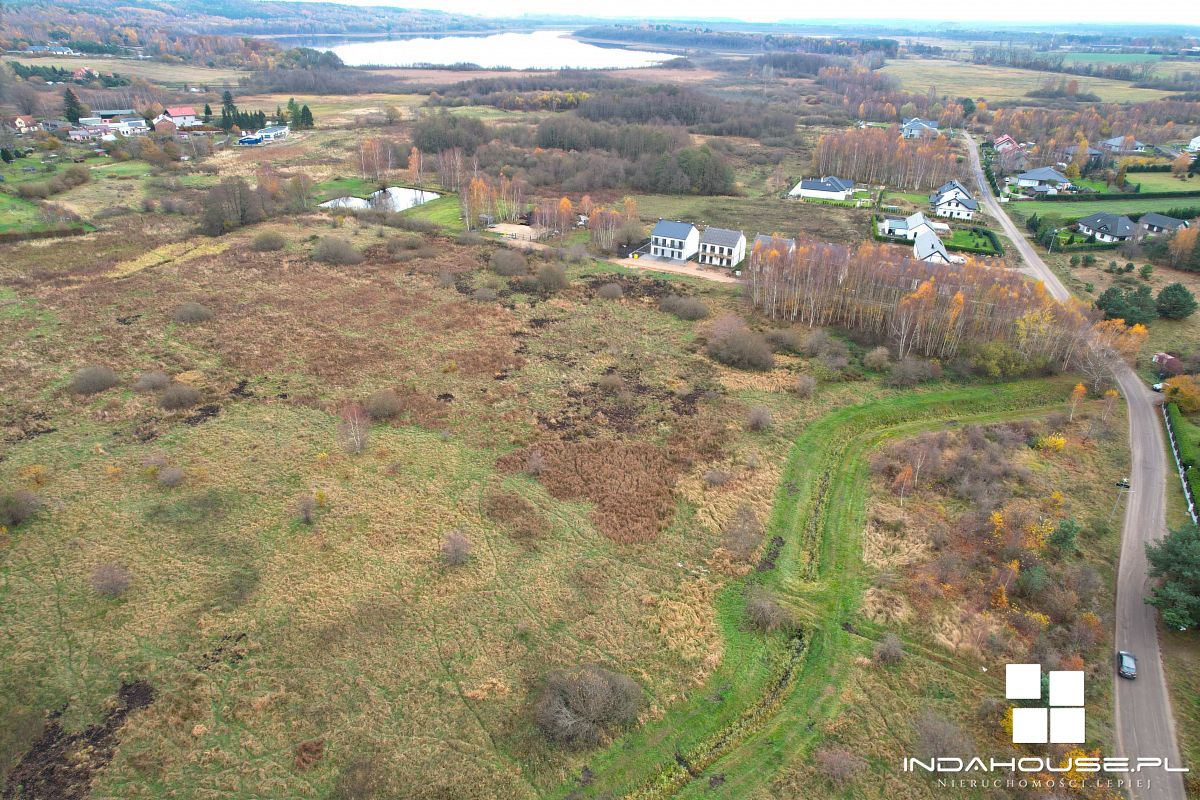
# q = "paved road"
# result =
<box><xmin>965</xmin><ymin>135</ymin><xmax>1186</xmax><ymax>800</ymax></box>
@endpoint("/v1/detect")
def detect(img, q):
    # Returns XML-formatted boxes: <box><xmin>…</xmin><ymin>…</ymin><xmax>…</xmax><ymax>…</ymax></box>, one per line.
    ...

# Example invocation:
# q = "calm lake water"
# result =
<box><xmin>329</xmin><ymin>30</ymin><xmax>674</xmax><ymax>70</ymax></box>
<box><xmin>319</xmin><ymin>187</ymin><xmax>440</xmax><ymax>212</ymax></box>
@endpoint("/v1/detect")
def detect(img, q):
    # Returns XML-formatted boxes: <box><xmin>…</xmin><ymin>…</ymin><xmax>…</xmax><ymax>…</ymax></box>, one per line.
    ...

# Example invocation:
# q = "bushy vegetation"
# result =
<box><xmin>69</xmin><ymin>365</ymin><xmax>118</xmax><ymax>395</ymax></box>
<box><xmin>312</xmin><ymin>237</ymin><xmax>363</xmax><ymax>265</ymax></box>
<box><xmin>171</xmin><ymin>302</ymin><xmax>214</xmax><ymax>324</ymax></box>
<box><xmin>706</xmin><ymin>315</ymin><xmax>774</xmax><ymax>371</ymax></box>
<box><xmin>534</xmin><ymin>665</ymin><xmax>640</xmax><ymax>747</ymax></box>
<box><xmin>159</xmin><ymin>383</ymin><xmax>201</xmax><ymax>411</ymax></box>
<box><xmin>660</xmin><ymin>294</ymin><xmax>709</xmax><ymax>320</ymax></box>
<box><xmin>250</xmin><ymin>231</ymin><xmax>286</xmax><ymax>251</ymax></box>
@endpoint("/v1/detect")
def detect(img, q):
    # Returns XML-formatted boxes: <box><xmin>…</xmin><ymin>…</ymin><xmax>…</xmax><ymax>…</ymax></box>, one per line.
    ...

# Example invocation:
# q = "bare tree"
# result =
<box><xmin>441</xmin><ymin>529</ymin><xmax>471</xmax><ymax>566</ymax></box>
<box><xmin>338</xmin><ymin>402</ymin><xmax>370</xmax><ymax>455</ymax></box>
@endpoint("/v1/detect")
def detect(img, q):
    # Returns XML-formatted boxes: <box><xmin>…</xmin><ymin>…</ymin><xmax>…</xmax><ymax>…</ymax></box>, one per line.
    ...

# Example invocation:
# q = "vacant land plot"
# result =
<box><xmin>881</xmin><ymin>59</ymin><xmax>1171</xmax><ymax>103</ymax></box>
<box><xmin>633</xmin><ymin>194</ymin><xmax>869</xmax><ymax>245</ymax></box>
<box><xmin>236</xmin><ymin>92</ymin><xmax>425</xmax><ymax>127</ymax></box>
<box><xmin>1008</xmin><ymin>196</ymin><xmax>1200</xmax><ymax>219</ymax></box>
<box><xmin>1129</xmin><ymin>172</ymin><xmax>1200</xmax><ymax>193</ymax></box>
<box><xmin>7</xmin><ymin>56</ymin><xmax>245</xmax><ymax>86</ymax></box>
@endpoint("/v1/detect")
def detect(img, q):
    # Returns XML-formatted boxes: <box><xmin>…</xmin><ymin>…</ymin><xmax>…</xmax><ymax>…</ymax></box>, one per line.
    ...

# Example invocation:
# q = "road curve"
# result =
<box><xmin>965</xmin><ymin>135</ymin><xmax>1185</xmax><ymax>800</ymax></box>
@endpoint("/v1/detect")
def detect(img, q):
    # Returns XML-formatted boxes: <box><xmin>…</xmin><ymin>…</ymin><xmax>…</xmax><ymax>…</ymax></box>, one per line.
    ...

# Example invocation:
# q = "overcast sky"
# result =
<box><xmin>304</xmin><ymin>0</ymin><xmax>1200</xmax><ymax>27</ymax></box>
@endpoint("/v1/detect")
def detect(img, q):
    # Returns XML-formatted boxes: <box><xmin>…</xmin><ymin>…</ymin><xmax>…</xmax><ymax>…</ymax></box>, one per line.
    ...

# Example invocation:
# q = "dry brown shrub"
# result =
<box><xmin>157</xmin><ymin>466</ymin><xmax>185</xmax><ymax>488</ymax></box>
<box><xmin>171</xmin><ymin>302</ymin><xmax>214</xmax><ymax>324</ymax></box>
<box><xmin>293</xmin><ymin>739</ymin><xmax>325</xmax><ymax>771</ymax></box>
<box><xmin>746</xmin><ymin>406</ymin><xmax>773</xmax><ymax>431</ymax></box>
<box><xmin>70</xmin><ymin>365</ymin><xmax>118</xmax><ymax>395</ymax></box>
<box><xmin>499</xmin><ymin>440</ymin><xmax>677</xmax><ymax>543</ymax></box>
<box><xmin>597</xmin><ymin>282</ymin><xmax>623</xmax><ymax>300</ymax></box>
<box><xmin>721</xmin><ymin>505</ymin><xmax>763</xmax><ymax>562</ymax></box>
<box><xmin>91</xmin><ymin>562</ymin><xmax>132</xmax><ymax>598</ymax></box>
<box><xmin>814</xmin><ymin>746</ymin><xmax>866</xmax><ymax>787</ymax></box>
<box><xmin>365</xmin><ymin>388</ymin><xmax>403</xmax><ymax>420</ymax></box>
<box><xmin>134</xmin><ymin>370</ymin><xmax>171</xmax><ymax>393</ymax></box>
<box><xmin>792</xmin><ymin>374</ymin><xmax>817</xmax><ymax>398</ymax></box>
<box><xmin>441</xmin><ymin>529</ymin><xmax>471</xmax><ymax>566</ymax></box>
<box><xmin>873</xmin><ymin>632</ymin><xmax>904</xmax><ymax>664</ymax></box>
<box><xmin>534</xmin><ymin>665</ymin><xmax>641</xmax><ymax>748</ymax></box>
<box><xmin>746</xmin><ymin>587</ymin><xmax>791</xmax><ymax>633</ymax></box>
<box><xmin>483</xmin><ymin>489</ymin><xmax>548</xmax><ymax>541</ymax></box>
<box><xmin>159</xmin><ymin>383</ymin><xmax>201</xmax><ymax>410</ymax></box>
<box><xmin>0</xmin><ymin>490</ymin><xmax>40</xmax><ymax>527</ymax></box>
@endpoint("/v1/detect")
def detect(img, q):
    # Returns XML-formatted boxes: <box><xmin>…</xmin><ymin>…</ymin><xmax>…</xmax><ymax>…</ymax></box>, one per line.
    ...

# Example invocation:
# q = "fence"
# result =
<box><xmin>1162</xmin><ymin>403</ymin><xmax>1199</xmax><ymax>525</ymax></box>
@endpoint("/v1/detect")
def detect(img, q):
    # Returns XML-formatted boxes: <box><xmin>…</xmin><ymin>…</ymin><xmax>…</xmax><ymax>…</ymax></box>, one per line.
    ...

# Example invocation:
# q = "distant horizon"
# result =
<box><xmin>291</xmin><ymin>0</ymin><xmax>1200</xmax><ymax>29</ymax></box>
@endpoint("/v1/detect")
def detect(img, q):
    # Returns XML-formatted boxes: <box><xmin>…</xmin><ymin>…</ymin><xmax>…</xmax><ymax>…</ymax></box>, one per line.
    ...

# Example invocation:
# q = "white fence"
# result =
<box><xmin>1161</xmin><ymin>404</ymin><xmax>1199</xmax><ymax>524</ymax></box>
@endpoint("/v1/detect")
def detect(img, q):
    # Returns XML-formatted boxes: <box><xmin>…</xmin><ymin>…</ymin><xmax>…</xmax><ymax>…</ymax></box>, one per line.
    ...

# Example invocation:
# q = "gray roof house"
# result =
<box><xmin>1065</xmin><ymin>144</ymin><xmax>1103</xmax><ymax>159</ymax></box>
<box><xmin>1017</xmin><ymin>167</ymin><xmax>1069</xmax><ymax>184</ymax></box>
<box><xmin>1077</xmin><ymin>212</ymin><xmax>1135</xmax><ymax>242</ymax></box>
<box><xmin>651</xmin><ymin>220</ymin><xmax>697</xmax><ymax>241</ymax></box>
<box><xmin>649</xmin><ymin>220</ymin><xmax>700</xmax><ymax>261</ymax></box>
<box><xmin>901</xmin><ymin>118</ymin><xmax>940</xmax><ymax>139</ymax></box>
<box><xmin>1100</xmin><ymin>135</ymin><xmax>1146</xmax><ymax>153</ymax></box>
<box><xmin>929</xmin><ymin>180</ymin><xmax>978</xmax><ymax>209</ymax></box>
<box><xmin>1140</xmin><ymin>213</ymin><xmax>1189</xmax><ymax>235</ymax></box>
<box><xmin>791</xmin><ymin>176</ymin><xmax>855</xmax><ymax>198</ymax></box>
<box><xmin>752</xmin><ymin>233</ymin><xmax>796</xmax><ymax>253</ymax></box>
<box><xmin>913</xmin><ymin>230</ymin><xmax>953</xmax><ymax>264</ymax></box>
<box><xmin>698</xmin><ymin>226</ymin><xmax>746</xmax><ymax>268</ymax></box>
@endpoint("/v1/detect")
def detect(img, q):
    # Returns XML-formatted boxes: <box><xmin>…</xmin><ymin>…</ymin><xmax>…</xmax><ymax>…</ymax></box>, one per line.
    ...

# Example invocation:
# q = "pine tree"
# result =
<box><xmin>287</xmin><ymin>97</ymin><xmax>300</xmax><ymax>127</ymax></box>
<box><xmin>203</xmin><ymin>103</ymin><xmax>212</xmax><ymax>123</ymax></box>
<box><xmin>299</xmin><ymin>105</ymin><xmax>314</xmax><ymax>129</ymax></box>
<box><xmin>62</xmin><ymin>87</ymin><xmax>84</xmax><ymax>124</ymax></box>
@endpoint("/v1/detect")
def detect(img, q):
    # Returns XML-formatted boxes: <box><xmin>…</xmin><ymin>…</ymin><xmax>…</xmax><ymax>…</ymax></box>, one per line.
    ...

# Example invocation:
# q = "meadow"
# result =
<box><xmin>880</xmin><ymin>59</ymin><xmax>1171</xmax><ymax>103</ymax></box>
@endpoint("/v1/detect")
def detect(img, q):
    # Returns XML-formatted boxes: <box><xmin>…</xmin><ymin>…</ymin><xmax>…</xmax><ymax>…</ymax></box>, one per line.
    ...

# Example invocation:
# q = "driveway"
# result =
<box><xmin>966</xmin><ymin>134</ymin><xmax>1185</xmax><ymax>800</ymax></box>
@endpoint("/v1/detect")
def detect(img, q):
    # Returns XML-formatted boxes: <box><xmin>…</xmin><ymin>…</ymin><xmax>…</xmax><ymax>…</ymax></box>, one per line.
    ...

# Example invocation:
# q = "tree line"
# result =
<box><xmin>812</xmin><ymin>126</ymin><xmax>961</xmax><ymax>191</ymax></box>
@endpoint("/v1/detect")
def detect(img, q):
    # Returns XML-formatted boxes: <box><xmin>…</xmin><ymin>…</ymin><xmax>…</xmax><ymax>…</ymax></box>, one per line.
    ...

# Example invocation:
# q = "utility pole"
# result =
<box><xmin>1110</xmin><ymin>477</ymin><xmax>1132</xmax><ymax>521</ymax></box>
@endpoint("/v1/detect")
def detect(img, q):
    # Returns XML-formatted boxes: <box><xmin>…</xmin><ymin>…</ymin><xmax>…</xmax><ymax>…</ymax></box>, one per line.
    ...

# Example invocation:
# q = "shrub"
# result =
<box><xmin>157</xmin><ymin>466</ymin><xmax>185</xmax><ymax>488</ymax></box>
<box><xmin>746</xmin><ymin>406</ymin><xmax>773</xmax><ymax>432</ymax></box>
<box><xmin>385</xmin><ymin>234</ymin><xmax>423</xmax><ymax>255</ymax></box>
<box><xmin>815</xmin><ymin>746</ymin><xmax>866</xmax><ymax>788</ymax></box>
<box><xmin>914</xmin><ymin>713</ymin><xmax>972</xmax><ymax>760</ymax></box>
<box><xmin>707</xmin><ymin>316</ymin><xmax>774</xmax><ymax>371</ymax></box>
<box><xmin>366</xmin><ymin>388</ymin><xmax>403</xmax><ymax>420</ymax></box>
<box><xmin>721</xmin><ymin>505</ymin><xmax>763</xmax><ymax>561</ymax></box>
<box><xmin>661</xmin><ymin>294</ymin><xmax>709</xmax><ymax>320</ymax></box>
<box><xmin>703</xmin><ymin>468</ymin><xmax>732</xmax><ymax>487</ymax></box>
<box><xmin>598</xmin><ymin>373</ymin><xmax>624</xmax><ymax>395</ymax></box>
<box><xmin>442</xmin><ymin>529</ymin><xmax>471</xmax><ymax>566</ymax></box>
<box><xmin>746</xmin><ymin>587</ymin><xmax>791</xmax><ymax>632</ymax></box>
<box><xmin>764</xmin><ymin>328</ymin><xmax>802</xmax><ymax>353</ymax></box>
<box><xmin>69</xmin><ymin>365</ymin><xmax>118</xmax><ymax>395</ymax></box>
<box><xmin>597</xmin><ymin>282</ymin><xmax>624</xmax><ymax>300</ymax></box>
<box><xmin>472</xmin><ymin>286</ymin><xmax>498</xmax><ymax>302</ymax></box>
<box><xmin>526</xmin><ymin>449</ymin><xmax>546</xmax><ymax>476</ymax></box>
<box><xmin>534</xmin><ymin>666</ymin><xmax>641</xmax><ymax>747</ymax></box>
<box><xmin>171</xmin><ymin>302</ymin><xmax>214</xmax><ymax>324</ymax></box>
<box><xmin>437</xmin><ymin>270</ymin><xmax>455</xmax><ymax>288</ymax></box>
<box><xmin>133</xmin><ymin>370</ymin><xmax>170</xmax><ymax>393</ymax></box>
<box><xmin>313</xmin><ymin>237</ymin><xmax>364</xmax><ymax>265</ymax></box>
<box><xmin>0</xmin><ymin>490</ymin><xmax>40</xmax><ymax>527</ymax></box>
<box><xmin>793</xmin><ymin>374</ymin><xmax>817</xmax><ymax>398</ymax></box>
<box><xmin>536</xmin><ymin>263</ymin><xmax>569</xmax><ymax>293</ymax></box>
<box><xmin>563</xmin><ymin>244</ymin><xmax>589</xmax><ymax>263</ymax></box>
<box><xmin>888</xmin><ymin>357</ymin><xmax>941</xmax><ymax>387</ymax></box>
<box><xmin>91</xmin><ymin>562</ymin><xmax>132</xmax><ymax>598</ymax></box>
<box><xmin>863</xmin><ymin>346</ymin><xmax>891</xmax><ymax>370</ymax></box>
<box><xmin>250</xmin><ymin>231</ymin><xmax>286</xmax><ymax>251</ymax></box>
<box><xmin>295</xmin><ymin>494</ymin><xmax>317</xmax><ymax>525</ymax></box>
<box><xmin>159</xmin><ymin>383</ymin><xmax>201</xmax><ymax>410</ymax></box>
<box><xmin>490</xmin><ymin>249</ymin><xmax>528</xmax><ymax>276</ymax></box>
<box><xmin>873</xmin><ymin>633</ymin><xmax>904</xmax><ymax>664</ymax></box>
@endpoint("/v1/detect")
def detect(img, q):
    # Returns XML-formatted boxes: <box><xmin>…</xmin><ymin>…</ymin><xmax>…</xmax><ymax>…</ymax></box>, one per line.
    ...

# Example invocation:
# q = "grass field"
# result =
<box><xmin>1008</xmin><ymin>196</ymin><xmax>1200</xmax><ymax>220</ymax></box>
<box><xmin>1056</xmin><ymin>52</ymin><xmax>1164</xmax><ymax>65</ymax></box>
<box><xmin>943</xmin><ymin>227</ymin><xmax>1000</xmax><ymax>254</ymax></box>
<box><xmin>7</xmin><ymin>56</ymin><xmax>245</xmax><ymax>87</ymax></box>
<box><xmin>235</xmin><ymin>93</ymin><xmax>425</xmax><ymax>128</ymax></box>
<box><xmin>0</xmin><ymin>193</ymin><xmax>45</xmax><ymax>234</ymax></box>
<box><xmin>633</xmin><ymin>194</ymin><xmax>868</xmax><ymax>245</ymax></box>
<box><xmin>880</xmin><ymin>59</ymin><xmax>1171</xmax><ymax>103</ymax></box>
<box><xmin>1130</xmin><ymin>172</ymin><xmax>1200</xmax><ymax>193</ymax></box>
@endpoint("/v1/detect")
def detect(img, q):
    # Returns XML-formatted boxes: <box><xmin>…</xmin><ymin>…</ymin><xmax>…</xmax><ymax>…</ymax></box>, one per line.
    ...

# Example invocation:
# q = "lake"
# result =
<box><xmin>328</xmin><ymin>30</ymin><xmax>675</xmax><ymax>70</ymax></box>
<box><xmin>319</xmin><ymin>187</ymin><xmax>440</xmax><ymax>212</ymax></box>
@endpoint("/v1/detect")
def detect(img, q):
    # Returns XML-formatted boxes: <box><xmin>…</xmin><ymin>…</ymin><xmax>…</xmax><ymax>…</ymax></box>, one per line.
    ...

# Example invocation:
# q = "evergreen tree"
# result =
<box><xmin>1156</xmin><ymin>283</ymin><xmax>1198</xmax><ymax>320</ymax></box>
<box><xmin>1096</xmin><ymin>284</ymin><xmax>1156</xmax><ymax>326</ymax></box>
<box><xmin>1146</xmin><ymin>522</ymin><xmax>1200</xmax><ymax>630</ymax></box>
<box><xmin>287</xmin><ymin>97</ymin><xmax>300</xmax><ymax>127</ymax></box>
<box><xmin>62</xmin><ymin>87</ymin><xmax>84</xmax><ymax>124</ymax></box>
<box><xmin>203</xmin><ymin>103</ymin><xmax>213</xmax><ymax>123</ymax></box>
<box><xmin>299</xmin><ymin>105</ymin><xmax>314</xmax><ymax>129</ymax></box>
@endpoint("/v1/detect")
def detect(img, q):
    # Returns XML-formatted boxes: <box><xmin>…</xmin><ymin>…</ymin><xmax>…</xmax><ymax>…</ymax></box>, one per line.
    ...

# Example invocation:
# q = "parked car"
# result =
<box><xmin>1118</xmin><ymin>650</ymin><xmax>1137</xmax><ymax>679</ymax></box>
<box><xmin>1152</xmin><ymin>383</ymin><xmax>1164</xmax><ymax>392</ymax></box>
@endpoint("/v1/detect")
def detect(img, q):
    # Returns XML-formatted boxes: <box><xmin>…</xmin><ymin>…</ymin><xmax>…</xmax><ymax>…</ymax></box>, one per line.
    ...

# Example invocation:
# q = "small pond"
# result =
<box><xmin>319</xmin><ymin>186</ymin><xmax>440</xmax><ymax>212</ymax></box>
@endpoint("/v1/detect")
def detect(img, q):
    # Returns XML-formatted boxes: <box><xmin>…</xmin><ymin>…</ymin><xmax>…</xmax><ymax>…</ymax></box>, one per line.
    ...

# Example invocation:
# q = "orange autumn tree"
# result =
<box><xmin>1069</xmin><ymin>383</ymin><xmax>1086</xmax><ymax>421</ymax></box>
<box><xmin>1165</xmin><ymin>375</ymin><xmax>1200</xmax><ymax>413</ymax></box>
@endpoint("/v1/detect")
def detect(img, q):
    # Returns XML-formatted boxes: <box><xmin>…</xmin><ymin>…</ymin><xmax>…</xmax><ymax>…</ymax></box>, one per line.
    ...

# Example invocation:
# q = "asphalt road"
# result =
<box><xmin>965</xmin><ymin>135</ymin><xmax>1186</xmax><ymax>800</ymax></box>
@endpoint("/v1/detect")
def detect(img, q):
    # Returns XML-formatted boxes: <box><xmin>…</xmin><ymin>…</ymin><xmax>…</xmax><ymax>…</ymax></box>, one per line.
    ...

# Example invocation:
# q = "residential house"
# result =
<box><xmin>993</xmin><ymin>134</ymin><xmax>1020</xmax><ymax>153</ymax></box>
<box><xmin>752</xmin><ymin>233</ymin><xmax>797</xmax><ymax>257</ymax></box>
<box><xmin>153</xmin><ymin>118</ymin><xmax>178</xmax><ymax>135</ymax></box>
<box><xmin>92</xmin><ymin>109</ymin><xmax>135</xmax><ymax>121</ymax></box>
<box><xmin>1139</xmin><ymin>213</ymin><xmax>1190</xmax><ymax>236</ymax></box>
<box><xmin>1077</xmin><ymin>212</ymin><xmax>1135</xmax><ymax>243</ymax></box>
<box><xmin>1189</xmin><ymin>135</ymin><xmax>1200</xmax><ymax>153</ymax></box>
<box><xmin>649</xmin><ymin>220</ymin><xmax>699</xmax><ymax>261</ymax></box>
<box><xmin>118</xmin><ymin>116</ymin><xmax>149</xmax><ymax>135</ymax></box>
<box><xmin>881</xmin><ymin>211</ymin><xmax>947</xmax><ymax>241</ymax></box>
<box><xmin>1099</xmin><ymin>135</ymin><xmax>1147</xmax><ymax>154</ymax></box>
<box><xmin>256</xmin><ymin>125</ymin><xmax>289</xmax><ymax>141</ymax></box>
<box><xmin>913</xmin><ymin>230</ymin><xmax>960</xmax><ymax>264</ymax></box>
<box><xmin>901</xmin><ymin>118</ymin><xmax>940</xmax><ymax>139</ymax></box>
<box><xmin>163</xmin><ymin>106</ymin><xmax>200</xmax><ymax>127</ymax></box>
<box><xmin>4</xmin><ymin>115</ymin><xmax>39</xmax><ymax>135</ymax></box>
<box><xmin>928</xmin><ymin>179</ymin><xmax>978</xmax><ymax>221</ymax></box>
<box><xmin>1014</xmin><ymin>167</ymin><xmax>1070</xmax><ymax>192</ymax></box>
<box><xmin>25</xmin><ymin>43</ymin><xmax>75</xmax><ymax>55</ymax></box>
<box><xmin>697</xmin><ymin>227</ymin><xmax>746</xmax><ymax>268</ymax></box>
<box><xmin>77</xmin><ymin>116</ymin><xmax>102</xmax><ymax>127</ymax></box>
<box><xmin>1064</xmin><ymin>144</ymin><xmax>1103</xmax><ymax>163</ymax></box>
<box><xmin>68</xmin><ymin>127</ymin><xmax>99</xmax><ymax>142</ymax></box>
<box><xmin>789</xmin><ymin>175</ymin><xmax>855</xmax><ymax>201</ymax></box>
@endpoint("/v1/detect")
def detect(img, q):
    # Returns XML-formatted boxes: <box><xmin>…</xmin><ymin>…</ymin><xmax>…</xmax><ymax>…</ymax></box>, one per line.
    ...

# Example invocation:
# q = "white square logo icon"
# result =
<box><xmin>1006</xmin><ymin>663</ymin><xmax>1042</xmax><ymax>700</ymax></box>
<box><xmin>1012</xmin><ymin>707</ymin><xmax>1049</xmax><ymax>744</ymax></box>
<box><xmin>1050</xmin><ymin>707</ymin><xmax>1086</xmax><ymax>744</ymax></box>
<box><xmin>1049</xmin><ymin>671</ymin><xmax>1084</xmax><ymax>707</ymax></box>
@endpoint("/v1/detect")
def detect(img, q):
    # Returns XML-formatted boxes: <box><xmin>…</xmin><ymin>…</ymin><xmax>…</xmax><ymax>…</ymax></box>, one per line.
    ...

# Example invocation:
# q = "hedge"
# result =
<box><xmin>1026</xmin><ymin>189</ymin><xmax>1200</xmax><ymax>203</ymax></box>
<box><xmin>1167</xmin><ymin>402</ymin><xmax>1200</xmax><ymax>469</ymax></box>
<box><xmin>0</xmin><ymin>223</ymin><xmax>91</xmax><ymax>244</ymax></box>
<box><xmin>871</xmin><ymin>215</ymin><xmax>1002</xmax><ymax>256</ymax></box>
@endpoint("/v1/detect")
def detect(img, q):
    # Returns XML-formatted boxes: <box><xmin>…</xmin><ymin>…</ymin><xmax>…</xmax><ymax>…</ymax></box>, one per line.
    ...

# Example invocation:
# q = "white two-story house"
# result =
<box><xmin>928</xmin><ymin>180</ymin><xmax>978</xmax><ymax>221</ymax></box>
<box><xmin>649</xmin><ymin>220</ymin><xmax>700</xmax><ymax>262</ymax></box>
<box><xmin>697</xmin><ymin>227</ymin><xmax>746</xmax><ymax>268</ymax></box>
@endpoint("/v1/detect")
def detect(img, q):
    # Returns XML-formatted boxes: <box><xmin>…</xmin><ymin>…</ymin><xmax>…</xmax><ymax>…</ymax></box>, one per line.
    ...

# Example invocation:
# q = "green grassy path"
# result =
<box><xmin>551</xmin><ymin>378</ymin><xmax>1074</xmax><ymax>799</ymax></box>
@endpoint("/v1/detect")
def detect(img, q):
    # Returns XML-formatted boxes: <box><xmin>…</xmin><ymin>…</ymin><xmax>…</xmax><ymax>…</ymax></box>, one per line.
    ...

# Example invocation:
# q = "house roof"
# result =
<box><xmin>1078</xmin><ymin>212</ymin><xmax>1135</xmax><ymax>237</ymax></box>
<box><xmin>1101</xmin><ymin>135</ymin><xmax>1144</xmax><ymax>149</ymax></box>
<box><xmin>258</xmin><ymin>125</ymin><xmax>289</xmax><ymax>135</ymax></box>
<box><xmin>993</xmin><ymin>134</ymin><xmax>1018</xmax><ymax>148</ymax></box>
<box><xmin>798</xmin><ymin>176</ymin><xmax>854</xmax><ymax>193</ymax></box>
<box><xmin>651</xmin><ymin>219</ymin><xmax>697</xmax><ymax>240</ymax></box>
<box><xmin>1065</xmin><ymin>144</ymin><xmax>1102</xmax><ymax>156</ymax></box>
<box><xmin>913</xmin><ymin>230</ymin><xmax>950</xmax><ymax>262</ymax></box>
<box><xmin>1141</xmin><ymin>212</ymin><xmax>1188</xmax><ymax>231</ymax></box>
<box><xmin>930</xmin><ymin>180</ymin><xmax>977</xmax><ymax>209</ymax></box>
<box><xmin>902</xmin><ymin>117</ymin><xmax>939</xmax><ymax>131</ymax></box>
<box><xmin>92</xmin><ymin>109</ymin><xmax>135</xmax><ymax>117</ymax></box>
<box><xmin>753</xmin><ymin>233</ymin><xmax>796</xmax><ymax>252</ymax></box>
<box><xmin>166</xmin><ymin>106</ymin><xmax>197</xmax><ymax>117</ymax></box>
<box><xmin>1018</xmin><ymin>167</ymin><xmax>1069</xmax><ymax>183</ymax></box>
<box><xmin>700</xmin><ymin>226</ymin><xmax>744</xmax><ymax>247</ymax></box>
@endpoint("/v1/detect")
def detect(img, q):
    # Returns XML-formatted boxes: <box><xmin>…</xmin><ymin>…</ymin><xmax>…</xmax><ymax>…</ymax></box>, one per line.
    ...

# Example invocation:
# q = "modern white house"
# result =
<box><xmin>117</xmin><ymin>116</ymin><xmax>149</xmax><ymax>135</ymax></box>
<box><xmin>913</xmin><ymin>230</ymin><xmax>963</xmax><ymax>264</ymax></box>
<box><xmin>1014</xmin><ymin>167</ymin><xmax>1070</xmax><ymax>192</ymax></box>
<box><xmin>163</xmin><ymin>106</ymin><xmax>200</xmax><ymax>127</ymax></box>
<box><xmin>901</xmin><ymin>118</ymin><xmax>940</xmax><ymax>139</ymax></box>
<box><xmin>257</xmin><ymin>125</ymin><xmax>290</xmax><ymax>141</ymax></box>
<box><xmin>649</xmin><ymin>220</ymin><xmax>700</xmax><ymax>262</ymax></box>
<box><xmin>1140</xmin><ymin>213</ymin><xmax>1190</xmax><ymax>236</ymax></box>
<box><xmin>697</xmin><ymin>227</ymin><xmax>746</xmax><ymax>268</ymax></box>
<box><xmin>928</xmin><ymin>180</ymin><xmax>978</xmax><ymax>220</ymax></box>
<box><xmin>881</xmin><ymin>211</ymin><xmax>948</xmax><ymax>240</ymax></box>
<box><xmin>789</xmin><ymin>176</ymin><xmax>855</xmax><ymax>201</ymax></box>
<box><xmin>1189</xmin><ymin>135</ymin><xmax>1200</xmax><ymax>153</ymax></box>
<box><xmin>1077</xmin><ymin>212</ymin><xmax>1135</xmax><ymax>243</ymax></box>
